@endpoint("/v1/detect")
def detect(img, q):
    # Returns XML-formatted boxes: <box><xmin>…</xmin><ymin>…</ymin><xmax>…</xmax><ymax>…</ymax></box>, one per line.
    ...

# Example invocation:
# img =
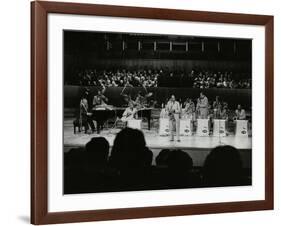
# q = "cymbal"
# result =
<box><xmin>145</xmin><ymin>92</ymin><xmax>153</xmax><ymax>97</ymax></box>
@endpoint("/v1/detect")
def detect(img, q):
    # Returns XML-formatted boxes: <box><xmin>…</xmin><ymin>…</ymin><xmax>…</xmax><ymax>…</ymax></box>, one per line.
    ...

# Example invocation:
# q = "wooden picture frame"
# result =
<box><xmin>31</xmin><ymin>1</ymin><xmax>274</xmax><ymax>224</ymax></box>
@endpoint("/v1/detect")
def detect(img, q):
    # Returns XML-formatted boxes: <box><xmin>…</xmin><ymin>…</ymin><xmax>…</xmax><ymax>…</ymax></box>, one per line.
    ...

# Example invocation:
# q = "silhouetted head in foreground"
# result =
<box><xmin>155</xmin><ymin>149</ymin><xmax>171</xmax><ymax>166</ymax></box>
<box><xmin>109</xmin><ymin>127</ymin><xmax>147</xmax><ymax>170</ymax></box>
<box><xmin>85</xmin><ymin>137</ymin><xmax>110</xmax><ymax>166</ymax></box>
<box><xmin>143</xmin><ymin>147</ymin><xmax>153</xmax><ymax>167</ymax></box>
<box><xmin>64</xmin><ymin>148</ymin><xmax>85</xmax><ymax>170</ymax></box>
<box><xmin>203</xmin><ymin>145</ymin><xmax>243</xmax><ymax>186</ymax></box>
<box><xmin>161</xmin><ymin>150</ymin><xmax>195</xmax><ymax>188</ymax></box>
<box><xmin>166</xmin><ymin>150</ymin><xmax>193</xmax><ymax>172</ymax></box>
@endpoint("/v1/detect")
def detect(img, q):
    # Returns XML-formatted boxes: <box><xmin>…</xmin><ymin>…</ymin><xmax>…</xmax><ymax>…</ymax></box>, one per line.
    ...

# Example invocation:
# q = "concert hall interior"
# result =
<box><xmin>63</xmin><ymin>30</ymin><xmax>252</xmax><ymax>194</ymax></box>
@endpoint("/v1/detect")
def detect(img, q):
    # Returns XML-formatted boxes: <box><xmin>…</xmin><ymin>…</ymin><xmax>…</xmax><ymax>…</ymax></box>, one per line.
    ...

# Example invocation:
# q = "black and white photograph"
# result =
<box><xmin>63</xmin><ymin>30</ymin><xmax>252</xmax><ymax>194</ymax></box>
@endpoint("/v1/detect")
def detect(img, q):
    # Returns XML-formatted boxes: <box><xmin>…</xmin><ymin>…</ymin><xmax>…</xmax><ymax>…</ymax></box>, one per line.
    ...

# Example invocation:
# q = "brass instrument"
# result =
<box><xmin>168</xmin><ymin>108</ymin><xmax>176</xmax><ymax>121</ymax></box>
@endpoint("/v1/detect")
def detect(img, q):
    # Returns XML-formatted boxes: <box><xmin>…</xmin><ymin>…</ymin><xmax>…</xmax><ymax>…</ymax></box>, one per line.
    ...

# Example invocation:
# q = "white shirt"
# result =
<box><xmin>166</xmin><ymin>100</ymin><xmax>181</xmax><ymax>114</ymax></box>
<box><xmin>235</xmin><ymin>109</ymin><xmax>246</xmax><ymax>120</ymax></box>
<box><xmin>122</xmin><ymin>107</ymin><xmax>137</xmax><ymax>120</ymax></box>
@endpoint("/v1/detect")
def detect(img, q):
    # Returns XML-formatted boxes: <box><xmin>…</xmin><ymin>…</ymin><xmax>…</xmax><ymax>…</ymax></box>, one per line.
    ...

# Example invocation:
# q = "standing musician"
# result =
<box><xmin>92</xmin><ymin>86</ymin><xmax>109</xmax><ymax>107</ymax></box>
<box><xmin>220</xmin><ymin>102</ymin><xmax>229</xmax><ymax>120</ymax></box>
<box><xmin>182</xmin><ymin>98</ymin><xmax>195</xmax><ymax>120</ymax></box>
<box><xmin>196</xmin><ymin>92</ymin><xmax>209</xmax><ymax>119</ymax></box>
<box><xmin>166</xmin><ymin>95</ymin><xmax>181</xmax><ymax>142</ymax></box>
<box><xmin>212</xmin><ymin>96</ymin><xmax>222</xmax><ymax>119</ymax></box>
<box><xmin>79</xmin><ymin>93</ymin><xmax>96</xmax><ymax>133</ymax></box>
<box><xmin>121</xmin><ymin>101</ymin><xmax>138</xmax><ymax>122</ymax></box>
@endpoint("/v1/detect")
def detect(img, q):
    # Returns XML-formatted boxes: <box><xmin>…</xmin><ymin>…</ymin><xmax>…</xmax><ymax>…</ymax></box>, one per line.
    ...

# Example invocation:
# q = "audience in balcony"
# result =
<box><xmin>64</xmin><ymin>68</ymin><xmax>251</xmax><ymax>89</ymax></box>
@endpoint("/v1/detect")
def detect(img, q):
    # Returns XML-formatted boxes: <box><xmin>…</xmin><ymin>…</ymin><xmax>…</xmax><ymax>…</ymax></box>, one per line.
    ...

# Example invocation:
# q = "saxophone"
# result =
<box><xmin>168</xmin><ymin>106</ymin><xmax>175</xmax><ymax>121</ymax></box>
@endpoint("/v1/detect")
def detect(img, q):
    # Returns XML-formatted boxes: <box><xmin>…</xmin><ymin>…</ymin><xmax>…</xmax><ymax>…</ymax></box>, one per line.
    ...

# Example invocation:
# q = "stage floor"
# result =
<box><xmin>64</xmin><ymin>119</ymin><xmax>252</xmax><ymax>150</ymax></box>
<box><xmin>64</xmin><ymin>118</ymin><xmax>251</xmax><ymax>167</ymax></box>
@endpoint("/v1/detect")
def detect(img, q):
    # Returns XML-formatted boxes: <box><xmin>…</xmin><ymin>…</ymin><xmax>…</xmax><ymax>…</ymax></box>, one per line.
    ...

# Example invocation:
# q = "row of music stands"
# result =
<box><xmin>121</xmin><ymin>118</ymin><xmax>247</xmax><ymax>137</ymax></box>
<box><xmin>159</xmin><ymin>118</ymin><xmax>248</xmax><ymax>136</ymax></box>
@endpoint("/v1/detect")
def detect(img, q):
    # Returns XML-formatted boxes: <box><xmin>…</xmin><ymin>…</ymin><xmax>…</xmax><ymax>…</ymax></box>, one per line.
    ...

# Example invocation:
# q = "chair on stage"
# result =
<box><xmin>73</xmin><ymin>118</ymin><xmax>88</xmax><ymax>134</ymax></box>
<box><xmin>213</xmin><ymin>119</ymin><xmax>227</xmax><ymax>137</ymax></box>
<box><xmin>235</xmin><ymin>120</ymin><xmax>248</xmax><ymax>136</ymax></box>
<box><xmin>179</xmin><ymin>119</ymin><xmax>192</xmax><ymax>136</ymax></box>
<box><xmin>159</xmin><ymin>118</ymin><xmax>170</xmax><ymax>136</ymax></box>
<box><xmin>127</xmin><ymin>119</ymin><xmax>142</xmax><ymax>130</ymax></box>
<box><xmin>196</xmin><ymin>119</ymin><xmax>209</xmax><ymax>136</ymax></box>
<box><xmin>73</xmin><ymin>108</ymin><xmax>89</xmax><ymax>134</ymax></box>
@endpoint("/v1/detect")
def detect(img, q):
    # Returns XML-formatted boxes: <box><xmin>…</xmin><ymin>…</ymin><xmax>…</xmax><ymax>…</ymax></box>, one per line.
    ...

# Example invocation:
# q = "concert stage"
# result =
<box><xmin>64</xmin><ymin>119</ymin><xmax>252</xmax><ymax>167</ymax></box>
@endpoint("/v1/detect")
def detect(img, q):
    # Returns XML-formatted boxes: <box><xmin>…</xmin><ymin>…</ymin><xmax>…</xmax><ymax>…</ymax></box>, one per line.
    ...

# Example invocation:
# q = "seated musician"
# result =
<box><xmin>80</xmin><ymin>94</ymin><xmax>96</xmax><ymax>133</ymax></box>
<box><xmin>121</xmin><ymin>101</ymin><xmax>138</xmax><ymax>122</ymax></box>
<box><xmin>196</xmin><ymin>92</ymin><xmax>209</xmax><ymax>119</ymax></box>
<box><xmin>220</xmin><ymin>102</ymin><xmax>229</xmax><ymax>120</ymax></box>
<box><xmin>135</xmin><ymin>91</ymin><xmax>145</xmax><ymax>108</ymax></box>
<box><xmin>182</xmin><ymin>98</ymin><xmax>195</xmax><ymax>120</ymax></box>
<box><xmin>234</xmin><ymin>104</ymin><xmax>246</xmax><ymax>120</ymax></box>
<box><xmin>92</xmin><ymin>86</ymin><xmax>108</xmax><ymax>107</ymax></box>
<box><xmin>91</xmin><ymin>86</ymin><xmax>110</xmax><ymax>133</ymax></box>
<box><xmin>135</xmin><ymin>91</ymin><xmax>152</xmax><ymax>109</ymax></box>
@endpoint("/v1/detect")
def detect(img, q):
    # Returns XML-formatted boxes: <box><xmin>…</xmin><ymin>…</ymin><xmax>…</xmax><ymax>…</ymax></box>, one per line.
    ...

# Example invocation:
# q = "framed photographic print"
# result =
<box><xmin>31</xmin><ymin>1</ymin><xmax>274</xmax><ymax>224</ymax></box>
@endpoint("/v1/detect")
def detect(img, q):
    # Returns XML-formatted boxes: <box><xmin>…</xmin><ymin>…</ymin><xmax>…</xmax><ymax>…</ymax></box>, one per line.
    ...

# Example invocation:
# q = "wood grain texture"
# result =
<box><xmin>31</xmin><ymin>1</ymin><xmax>48</xmax><ymax>224</ymax></box>
<box><xmin>31</xmin><ymin>1</ymin><xmax>274</xmax><ymax>224</ymax></box>
<box><xmin>264</xmin><ymin>17</ymin><xmax>274</xmax><ymax>210</ymax></box>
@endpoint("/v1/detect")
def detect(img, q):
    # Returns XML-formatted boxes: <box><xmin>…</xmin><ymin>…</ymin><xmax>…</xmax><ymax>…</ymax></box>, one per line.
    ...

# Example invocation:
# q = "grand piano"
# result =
<box><xmin>91</xmin><ymin>105</ymin><xmax>152</xmax><ymax>133</ymax></box>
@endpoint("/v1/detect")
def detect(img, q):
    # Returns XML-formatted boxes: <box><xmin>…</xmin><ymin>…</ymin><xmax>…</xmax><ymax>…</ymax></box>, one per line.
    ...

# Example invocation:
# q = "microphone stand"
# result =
<box><xmin>217</xmin><ymin>113</ymin><xmax>226</xmax><ymax>146</ymax></box>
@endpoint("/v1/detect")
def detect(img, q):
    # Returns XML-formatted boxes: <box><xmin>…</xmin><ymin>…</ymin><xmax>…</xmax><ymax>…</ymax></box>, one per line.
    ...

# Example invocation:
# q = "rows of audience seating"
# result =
<box><xmin>64</xmin><ymin>68</ymin><xmax>251</xmax><ymax>89</ymax></box>
<box><xmin>64</xmin><ymin>128</ymin><xmax>251</xmax><ymax>194</ymax></box>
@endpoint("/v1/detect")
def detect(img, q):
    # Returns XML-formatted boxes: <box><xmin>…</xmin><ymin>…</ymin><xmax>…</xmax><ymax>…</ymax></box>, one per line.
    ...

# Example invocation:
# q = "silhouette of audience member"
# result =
<box><xmin>109</xmin><ymin>128</ymin><xmax>152</xmax><ymax>190</ymax></box>
<box><xmin>167</xmin><ymin>150</ymin><xmax>193</xmax><ymax>171</ymax></box>
<box><xmin>85</xmin><ymin>137</ymin><xmax>109</xmax><ymax>168</ymax></box>
<box><xmin>143</xmin><ymin>147</ymin><xmax>153</xmax><ymax>167</ymax></box>
<box><xmin>83</xmin><ymin>137</ymin><xmax>118</xmax><ymax>192</ymax></box>
<box><xmin>149</xmin><ymin>149</ymin><xmax>171</xmax><ymax>189</ymax></box>
<box><xmin>110</xmin><ymin>128</ymin><xmax>147</xmax><ymax>169</ymax></box>
<box><xmin>65</xmin><ymin>138</ymin><xmax>115</xmax><ymax>194</ymax></box>
<box><xmin>64</xmin><ymin>134</ymin><xmax>250</xmax><ymax>194</ymax></box>
<box><xmin>166</xmin><ymin>150</ymin><xmax>197</xmax><ymax>188</ymax></box>
<box><xmin>64</xmin><ymin>148</ymin><xmax>87</xmax><ymax>194</ymax></box>
<box><xmin>64</xmin><ymin>147</ymin><xmax>85</xmax><ymax>171</ymax></box>
<box><xmin>155</xmin><ymin>149</ymin><xmax>171</xmax><ymax>167</ymax></box>
<box><xmin>203</xmin><ymin>145</ymin><xmax>244</xmax><ymax>187</ymax></box>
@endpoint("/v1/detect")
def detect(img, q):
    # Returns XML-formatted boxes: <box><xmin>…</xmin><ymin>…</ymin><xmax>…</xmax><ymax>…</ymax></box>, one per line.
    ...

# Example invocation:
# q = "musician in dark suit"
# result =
<box><xmin>166</xmin><ymin>95</ymin><xmax>181</xmax><ymax>142</ymax></box>
<box><xmin>92</xmin><ymin>86</ymin><xmax>108</xmax><ymax>107</ymax></box>
<box><xmin>80</xmin><ymin>94</ymin><xmax>96</xmax><ymax>133</ymax></box>
<box><xmin>135</xmin><ymin>91</ymin><xmax>145</xmax><ymax>108</ymax></box>
<box><xmin>91</xmin><ymin>86</ymin><xmax>109</xmax><ymax>134</ymax></box>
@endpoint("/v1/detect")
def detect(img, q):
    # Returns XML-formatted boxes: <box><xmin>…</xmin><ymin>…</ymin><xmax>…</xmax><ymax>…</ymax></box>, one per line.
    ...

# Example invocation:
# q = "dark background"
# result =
<box><xmin>63</xmin><ymin>30</ymin><xmax>252</xmax><ymax>77</ymax></box>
